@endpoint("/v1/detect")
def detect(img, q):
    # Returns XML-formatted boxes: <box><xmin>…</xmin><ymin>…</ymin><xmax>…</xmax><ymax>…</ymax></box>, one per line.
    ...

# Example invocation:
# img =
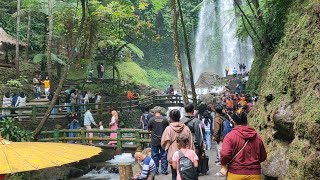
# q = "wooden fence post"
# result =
<box><xmin>53</xmin><ymin>129</ymin><xmax>59</xmax><ymax>142</ymax></box>
<box><xmin>117</xmin><ymin>129</ymin><xmax>122</xmax><ymax>150</ymax></box>
<box><xmin>71</xmin><ymin>103</ymin><xmax>75</xmax><ymax>112</ymax></box>
<box><xmin>32</xmin><ymin>105</ymin><xmax>37</xmax><ymax>121</ymax></box>
<box><xmin>80</xmin><ymin>128</ymin><xmax>86</xmax><ymax>145</ymax></box>
<box><xmin>62</xmin><ymin>130</ymin><xmax>67</xmax><ymax>143</ymax></box>
<box><xmin>135</xmin><ymin>130</ymin><xmax>141</xmax><ymax>151</ymax></box>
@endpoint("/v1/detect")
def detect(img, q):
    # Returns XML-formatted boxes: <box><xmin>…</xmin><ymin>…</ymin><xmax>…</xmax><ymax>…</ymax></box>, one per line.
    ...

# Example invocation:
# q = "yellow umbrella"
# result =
<box><xmin>0</xmin><ymin>137</ymin><xmax>102</xmax><ymax>174</ymax></box>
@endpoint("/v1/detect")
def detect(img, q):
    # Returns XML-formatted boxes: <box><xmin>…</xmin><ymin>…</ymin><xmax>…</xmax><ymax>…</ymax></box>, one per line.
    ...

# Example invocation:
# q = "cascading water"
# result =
<box><xmin>194</xmin><ymin>0</ymin><xmax>254</xmax><ymax>81</ymax></box>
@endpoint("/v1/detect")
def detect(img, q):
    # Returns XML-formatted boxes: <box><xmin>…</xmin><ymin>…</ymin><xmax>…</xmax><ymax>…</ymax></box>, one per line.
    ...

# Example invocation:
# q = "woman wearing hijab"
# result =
<box><xmin>108</xmin><ymin>110</ymin><xmax>118</xmax><ymax>145</ymax></box>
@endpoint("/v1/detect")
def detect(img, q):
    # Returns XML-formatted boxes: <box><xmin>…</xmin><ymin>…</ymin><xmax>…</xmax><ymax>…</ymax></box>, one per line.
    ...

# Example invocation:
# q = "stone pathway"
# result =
<box><xmin>155</xmin><ymin>149</ymin><xmax>225</xmax><ymax>180</ymax></box>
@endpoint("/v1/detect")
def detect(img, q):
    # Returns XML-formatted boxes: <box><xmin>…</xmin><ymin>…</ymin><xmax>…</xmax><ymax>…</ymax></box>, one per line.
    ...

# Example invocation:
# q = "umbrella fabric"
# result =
<box><xmin>0</xmin><ymin>138</ymin><xmax>101</xmax><ymax>174</ymax></box>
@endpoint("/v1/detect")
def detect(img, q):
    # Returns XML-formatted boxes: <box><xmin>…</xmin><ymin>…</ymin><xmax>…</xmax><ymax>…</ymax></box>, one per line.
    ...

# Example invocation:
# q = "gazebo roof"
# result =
<box><xmin>0</xmin><ymin>27</ymin><xmax>26</xmax><ymax>46</ymax></box>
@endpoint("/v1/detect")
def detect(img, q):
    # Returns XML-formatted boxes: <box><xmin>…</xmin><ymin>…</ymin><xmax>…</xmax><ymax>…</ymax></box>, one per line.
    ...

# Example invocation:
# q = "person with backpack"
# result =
<box><xmin>161</xmin><ymin>109</ymin><xmax>194</xmax><ymax>180</ymax></box>
<box><xmin>220</xmin><ymin>112</ymin><xmax>267</xmax><ymax>179</ymax></box>
<box><xmin>147</xmin><ymin>106</ymin><xmax>169</xmax><ymax>175</ymax></box>
<box><xmin>181</xmin><ymin>103</ymin><xmax>204</xmax><ymax>152</ymax></box>
<box><xmin>172</xmin><ymin>134</ymin><xmax>199</xmax><ymax>180</ymax></box>
<box><xmin>140</xmin><ymin>107</ymin><xmax>153</xmax><ymax>130</ymax></box>
<box><xmin>202</xmin><ymin>111</ymin><xmax>212</xmax><ymax>150</ymax></box>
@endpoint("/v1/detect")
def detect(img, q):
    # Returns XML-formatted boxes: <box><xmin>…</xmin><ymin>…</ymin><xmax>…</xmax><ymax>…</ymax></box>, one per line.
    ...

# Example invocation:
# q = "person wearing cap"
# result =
<box><xmin>83</xmin><ymin>107</ymin><xmax>98</xmax><ymax>145</ymax></box>
<box><xmin>147</xmin><ymin>106</ymin><xmax>169</xmax><ymax>175</ymax></box>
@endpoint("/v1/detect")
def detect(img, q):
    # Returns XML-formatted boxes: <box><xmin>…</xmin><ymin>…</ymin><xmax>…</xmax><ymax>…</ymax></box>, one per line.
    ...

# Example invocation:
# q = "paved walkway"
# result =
<box><xmin>155</xmin><ymin>149</ymin><xmax>225</xmax><ymax>180</ymax></box>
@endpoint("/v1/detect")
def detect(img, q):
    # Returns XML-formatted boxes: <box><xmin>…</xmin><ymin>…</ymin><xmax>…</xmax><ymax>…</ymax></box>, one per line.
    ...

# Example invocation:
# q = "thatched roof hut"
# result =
<box><xmin>0</xmin><ymin>27</ymin><xmax>26</xmax><ymax>46</ymax></box>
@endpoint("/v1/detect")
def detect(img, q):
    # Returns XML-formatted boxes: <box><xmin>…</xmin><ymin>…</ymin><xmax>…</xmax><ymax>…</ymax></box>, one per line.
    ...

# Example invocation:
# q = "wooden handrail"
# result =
<box><xmin>38</xmin><ymin>128</ymin><xmax>151</xmax><ymax>151</ymax></box>
<box><xmin>0</xmin><ymin>95</ymin><xmax>184</xmax><ymax>121</ymax></box>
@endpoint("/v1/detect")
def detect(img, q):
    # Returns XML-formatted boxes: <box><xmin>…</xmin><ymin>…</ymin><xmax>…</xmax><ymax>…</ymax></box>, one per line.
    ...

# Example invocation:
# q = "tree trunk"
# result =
<box><xmin>177</xmin><ymin>0</ymin><xmax>197</xmax><ymax>105</ymax></box>
<box><xmin>25</xmin><ymin>12</ymin><xmax>31</xmax><ymax>61</ymax></box>
<box><xmin>47</xmin><ymin>0</ymin><xmax>53</xmax><ymax>88</ymax></box>
<box><xmin>16</xmin><ymin>0</ymin><xmax>21</xmax><ymax>77</ymax></box>
<box><xmin>33</xmin><ymin>65</ymin><xmax>69</xmax><ymax>139</ymax></box>
<box><xmin>170</xmin><ymin>0</ymin><xmax>188</xmax><ymax>104</ymax></box>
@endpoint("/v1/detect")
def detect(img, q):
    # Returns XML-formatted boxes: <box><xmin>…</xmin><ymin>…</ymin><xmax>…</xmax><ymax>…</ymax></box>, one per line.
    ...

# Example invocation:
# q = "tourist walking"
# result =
<box><xmin>202</xmin><ymin>111</ymin><xmax>212</xmax><ymax>150</ymax></box>
<box><xmin>225</xmin><ymin>66</ymin><xmax>229</xmax><ymax>76</ymax></box>
<box><xmin>147</xmin><ymin>106</ymin><xmax>169</xmax><ymax>175</ymax></box>
<box><xmin>172</xmin><ymin>134</ymin><xmax>199</xmax><ymax>180</ymax></box>
<box><xmin>2</xmin><ymin>92</ymin><xmax>12</xmax><ymax>116</ymax></box>
<box><xmin>96</xmin><ymin>63</ymin><xmax>101</xmax><ymax>78</ymax></box>
<box><xmin>108</xmin><ymin>110</ymin><xmax>118</xmax><ymax>145</ymax></box>
<box><xmin>95</xmin><ymin>93</ymin><xmax>102</xmax><ymax>110</ymax></box>
<box><xmin>65</xmin><ymin>91</ymin><xmax>71</xmax><ymax>114</ymax></box>
<box><xmin>233</xmin><ymin>67</ymin><xmax>237</xmax><ymax>78</ymax></box>
<box><xmin>33</xmin><ymin>74</ymin><xmax>41</xmax><ymax>99</ymax></box>
<box><xmin>15</xmin><ymin>92</ymin><xmax>27</xmax><ymax>120</ymax></box>
<box><xmin>220</xmin><ymin>112</ymin><xmax>267</xmax><ymax>179</ymax></box>
<box><xmin>181</xmin><ymin>103</ymin><xmax>204</xmax><ymax>156</ymax></box>
<box><xmin>42</xmin><ymin>76</ymin><xmax>50</xmax><ymax>99</ymax></box>
<box><xmin>83</xmin><ymin>91</ymin><xmax>89</xmax><ymax>111</ymax></box>
<box><xmin>11</xmin><ymin>92</ymin><xmax>18</xmax><ymax>114</ymax></box>
<box><xmin>100</xmin><ymin>63</ymin><xmax>105</xmax><ymax>79</ymax></box>
<box><xmin>213</xmin><ymin>105</ymin><xmax>224</xmax><ymax>164</ymax></box>
<box><xmin>141</xmin><ymin>107</ymin><xmax>153</xmax><ymax>130</ymax></box>
<box><xmin>83</xmin><ymin>107</ymin><xmax>98</xmax><ymax>145</ymax></box>
<box><xmin>68</xmin><ymin>112</ymin><xmax>80</xmax><ymax>143</ymax></box>
<box><xmin>161</xmin><ymin>109</ymin><xmax>194</xmax><ymax>180</ymax></box>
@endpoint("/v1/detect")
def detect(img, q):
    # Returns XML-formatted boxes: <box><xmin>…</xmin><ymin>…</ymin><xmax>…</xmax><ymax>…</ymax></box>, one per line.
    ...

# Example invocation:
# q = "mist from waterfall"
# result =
<box><xmin>194</xmin><ymin>0</ymin><xmax>254</xmax><ymax>81</ymax></box>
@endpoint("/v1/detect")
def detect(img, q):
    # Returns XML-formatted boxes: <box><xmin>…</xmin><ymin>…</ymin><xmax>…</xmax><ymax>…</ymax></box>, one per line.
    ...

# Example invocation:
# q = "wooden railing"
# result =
<box><xmin>0</xmin><ymin>95</ymin><xmax>184</xmax><ymax>121</ymax></box>
<box><xmin>37</xmin><ymin>128</ymin><xmax>151</xmax><ymax>151</ymax></box>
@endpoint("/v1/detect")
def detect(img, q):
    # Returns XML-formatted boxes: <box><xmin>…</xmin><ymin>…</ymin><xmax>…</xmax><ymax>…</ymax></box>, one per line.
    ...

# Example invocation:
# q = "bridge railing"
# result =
<box><xmin>37</xmin><ymin>128</ymin><xmax>151</xmax><ymax>151</ymax></box>
<box><xmin>0</xmin><ymin>95</ymin><xmax>184</xmax><ymax>121</ymax></box>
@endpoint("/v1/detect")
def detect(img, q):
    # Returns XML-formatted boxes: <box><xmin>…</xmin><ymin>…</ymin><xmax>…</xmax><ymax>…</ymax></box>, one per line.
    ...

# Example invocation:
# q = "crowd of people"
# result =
<box><xmin>135</xmin><ymin>90</ymin><xmax>265</xmax><ymax>180</ymax></box>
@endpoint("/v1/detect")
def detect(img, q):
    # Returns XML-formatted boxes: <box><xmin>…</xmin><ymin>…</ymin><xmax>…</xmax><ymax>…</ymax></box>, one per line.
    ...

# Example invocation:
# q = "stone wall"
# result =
<box><xmin>248</xmin><ymin>1</ymin><xmax>320</xmax><ymax>179</ymax></box>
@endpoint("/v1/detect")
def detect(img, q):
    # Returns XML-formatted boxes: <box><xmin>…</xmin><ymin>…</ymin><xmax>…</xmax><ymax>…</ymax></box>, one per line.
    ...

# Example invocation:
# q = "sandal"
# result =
<box><xmin>215</xmin><ymin>172</ymin><xmax>224</xmax><ymax>177</ymax></box>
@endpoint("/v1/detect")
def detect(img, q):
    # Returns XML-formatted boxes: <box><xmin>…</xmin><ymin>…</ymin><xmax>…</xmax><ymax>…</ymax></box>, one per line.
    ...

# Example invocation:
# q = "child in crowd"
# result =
<box><xmin>133</xmin><ymin>151</ymin><xmax>156</xmax><ymax>180</ymax></box>
<box><xmin>98</xmin><ymin>121</ymin><xmax>104</xmax><ymax>145</ymax></box>
<box><xmin>172</xmin><ymin>134</ymin><xmax>199</xmax><ymax>180</ymax></box>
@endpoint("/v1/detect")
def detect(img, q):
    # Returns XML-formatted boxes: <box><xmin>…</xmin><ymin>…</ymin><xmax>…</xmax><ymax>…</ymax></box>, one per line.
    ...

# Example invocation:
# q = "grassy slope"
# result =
<box><xmin>248</xmin><ymin>1</ymin><xmax>320</xmax><ymax>179</ymax></box>
<box><xmin>68</xmin><ymin>59</ymin><xmax>176</xmax><ymax>90</ymax></box>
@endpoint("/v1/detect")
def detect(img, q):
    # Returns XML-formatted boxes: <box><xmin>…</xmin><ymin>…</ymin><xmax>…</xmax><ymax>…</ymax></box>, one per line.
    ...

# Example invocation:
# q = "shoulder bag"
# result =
<box><xmin>220</xmin><ymin>140</ymin><xmax>249</xmax><ymax>176</ymax></box>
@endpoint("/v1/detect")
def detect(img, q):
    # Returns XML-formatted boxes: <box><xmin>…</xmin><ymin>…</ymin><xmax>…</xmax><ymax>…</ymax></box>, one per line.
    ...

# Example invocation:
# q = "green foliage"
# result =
<box><xmin>33</xmin><ymin>53</ymin><xmax>67</xmax><ymax>65</ymax></box>
<box><xmin>248</xmin><ymin>0</ymin><xmax>320</xmax><ymax>178</ymax></box>
<box><xmin>6</xmin><ymin>76</ymin><xmax>28</xmax><ymax>88</ymax></box>
<box><xmin>146</xmin><ymin>69</ymin><xmax>175</xmax><ymax>89</ymax></box>
<box><xmin>113</xmin><ymin>60</ymin><xmax>150</xmax><ymax>85</ymax></box>
<box><xmin>150</xmin><ymin>0</ymin><xmax>169</xmax><ymax>11</ymax></box>
<box><xmin>0</xmin><ymin>118</ymin><xmax>33</xmax><ymax>142</ymax></box>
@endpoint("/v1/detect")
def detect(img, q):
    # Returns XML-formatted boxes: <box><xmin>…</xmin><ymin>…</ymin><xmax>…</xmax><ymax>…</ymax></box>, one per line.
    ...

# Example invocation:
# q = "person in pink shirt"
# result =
<box><xmin>172</xmin><ymin>134</ymin><xmax>199</xmax><ymax>180</ymax></box>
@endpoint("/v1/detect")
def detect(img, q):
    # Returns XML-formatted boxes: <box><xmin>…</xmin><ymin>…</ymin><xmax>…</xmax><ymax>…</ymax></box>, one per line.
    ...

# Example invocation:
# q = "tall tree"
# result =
<box><xmin>46</xmin><ymin>0</ymin><xmax>53</xmax><ymax>87</ymax></box>
<box><xmin>16</xmin><ymin>0</ymin><xmax>21</xmax><ymax>76</ymax></box>
<box><xmin>170</xmin><ymin>0</ymin><xmax>188</xmax><ymax>104</ymax></box>
<box><xmin>177</xmin><ymin>0</ymin><xmax>197</xmax><ymax>105</ymax></box>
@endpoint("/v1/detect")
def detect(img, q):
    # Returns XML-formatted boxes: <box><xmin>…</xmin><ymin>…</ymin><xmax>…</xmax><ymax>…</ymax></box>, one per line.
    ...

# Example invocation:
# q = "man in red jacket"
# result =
<box><xmin>220</xmin><ymin>112</ymin><xmax>267</xmax><ymax>179</ymax></box>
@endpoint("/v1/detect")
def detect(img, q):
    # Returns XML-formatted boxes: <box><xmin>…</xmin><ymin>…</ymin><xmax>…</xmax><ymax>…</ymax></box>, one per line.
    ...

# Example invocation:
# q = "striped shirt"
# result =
<box><xmin>137</xmin><ymin>156</ymin><xmax>156</xmax><ymax>179</ymax></box>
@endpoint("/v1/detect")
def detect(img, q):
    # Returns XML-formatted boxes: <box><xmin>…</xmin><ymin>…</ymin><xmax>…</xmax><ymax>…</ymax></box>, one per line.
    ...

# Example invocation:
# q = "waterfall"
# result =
<box><xmin>194</xmin><ymin>0</ymin><xmax>254</xmax><ymax>81</ymax></box>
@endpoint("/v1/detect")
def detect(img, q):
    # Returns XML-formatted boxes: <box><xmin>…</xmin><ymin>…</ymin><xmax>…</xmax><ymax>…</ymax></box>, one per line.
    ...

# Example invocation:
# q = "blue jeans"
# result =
<box><xmin>171</xmin><ymin>165</ymin><xmax>177</xmax><ymax>180</ymax></box>
<box><xmin>69</xmin><ymin>121</ymin><xmax>80</xmax><ymax>143</ymax></box>
<box><xmin>205</xmin><ymin>131</ymin><xmax>211</xmax><ymax>150</ymax></box>
<box><xmin>151</xmin><ymin>145</ymin><xmax>168</xmax><ymax>174</ymax></box>
<box><xmin>65</xmin><ymin>103</ymin><xmax>71</xmax><ymax>114</ymax></box>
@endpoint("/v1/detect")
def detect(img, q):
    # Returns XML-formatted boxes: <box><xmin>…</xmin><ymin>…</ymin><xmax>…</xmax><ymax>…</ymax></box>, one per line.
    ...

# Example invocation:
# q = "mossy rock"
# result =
<box><xmin>248</xmin><ymin>0</ymin><xmax>320</xmax><ymax>179</ymax></box>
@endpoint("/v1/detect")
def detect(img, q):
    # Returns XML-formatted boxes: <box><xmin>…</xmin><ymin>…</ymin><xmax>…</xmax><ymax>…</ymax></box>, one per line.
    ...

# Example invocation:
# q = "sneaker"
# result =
<box><xmin>162</xmin><ymin>172</ymin><xmax>168</xmax><ymax>175</ymax></box>
<box><xmin>215</xmin><ymin>162</ymin><xmax>221</xmax><ymax>166</ymax></box>
<box><xmin>98</xmin><ymin>142</ymin><xmax>104</xmax><ymax>145</ymax></box>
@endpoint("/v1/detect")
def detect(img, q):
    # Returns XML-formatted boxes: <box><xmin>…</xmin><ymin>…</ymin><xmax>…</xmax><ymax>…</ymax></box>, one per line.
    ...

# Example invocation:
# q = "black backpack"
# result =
<box><xmin>178</xmin><ymin>151</ymin><xmax>198</xmax><ymax>180</ymax></box>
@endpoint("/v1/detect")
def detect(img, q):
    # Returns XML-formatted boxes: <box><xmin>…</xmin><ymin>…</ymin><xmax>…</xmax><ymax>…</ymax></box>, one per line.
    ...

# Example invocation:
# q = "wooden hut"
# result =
<box><xmin>0</xmin><ymin>27</ymin><xmax>26</xmax><ymax>66</ymax></box>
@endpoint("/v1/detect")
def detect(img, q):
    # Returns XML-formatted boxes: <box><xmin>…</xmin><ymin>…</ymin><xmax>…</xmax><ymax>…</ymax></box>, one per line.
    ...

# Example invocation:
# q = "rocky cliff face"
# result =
<box><xmin>248</xmin><ymin>1</ymin><xmax>320</xmax><ymax>179</ymax></box>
